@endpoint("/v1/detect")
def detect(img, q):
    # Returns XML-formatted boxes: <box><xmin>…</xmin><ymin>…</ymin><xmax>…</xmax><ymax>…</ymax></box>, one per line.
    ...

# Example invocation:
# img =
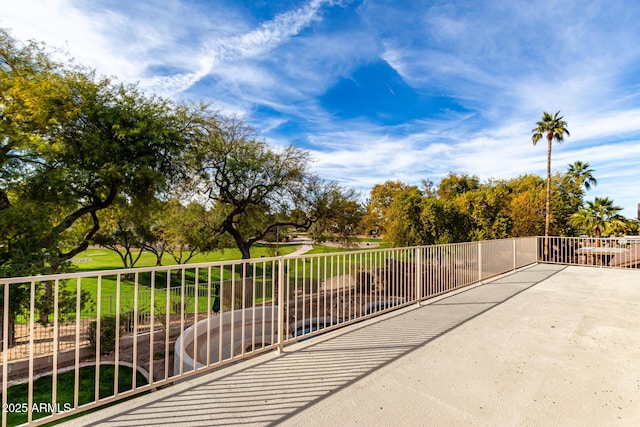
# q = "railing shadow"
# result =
<box><xmin>73</xmin><ymin>264</ymin><xmax>565</xmax><ymax>427</ymax></box>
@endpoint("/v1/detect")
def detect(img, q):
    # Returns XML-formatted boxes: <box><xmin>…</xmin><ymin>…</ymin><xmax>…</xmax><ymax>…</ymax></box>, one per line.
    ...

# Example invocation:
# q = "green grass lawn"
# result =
<box><xmin>44</xmin><ymin>241</ymin><xmax>393</xmax><ymax>319</ymax></box>
<box><xmin>59</xmin><ymin>245</ymin><xmax>296</xmax><ymax>317</ymax></box>
<box><xmin>1</xmin><ymin>364</ymin><xmax>147</xmax><ymax>426</ymax></box>
<box><xmin>73</xmin><ymin>244</ymin><xmax>299</xmax><ymax>272</ymax></box>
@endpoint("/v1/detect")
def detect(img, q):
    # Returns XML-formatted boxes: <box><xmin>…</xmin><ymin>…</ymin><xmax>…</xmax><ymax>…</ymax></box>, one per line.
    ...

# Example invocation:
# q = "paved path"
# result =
<box><xmin>283</xmin><ymin>237</ymin><xmax>381</xmax><ymax>257</ymax></box>
<box><xmin>62</xmin><ymin>264</ymin><xmax>640</xmax><ymax>426</ymax></box>
<box><xmin>283</xmin><ymin>241</ymin><xmax>313</xmax><ymax>257</ymax></box>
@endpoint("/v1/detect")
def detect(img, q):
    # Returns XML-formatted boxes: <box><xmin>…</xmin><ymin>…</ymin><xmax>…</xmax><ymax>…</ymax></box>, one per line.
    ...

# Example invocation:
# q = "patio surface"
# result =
<box><xmin>62</xmin><ymin>264</ymin><xmax>640</xmax><ymax>426</ymax></box>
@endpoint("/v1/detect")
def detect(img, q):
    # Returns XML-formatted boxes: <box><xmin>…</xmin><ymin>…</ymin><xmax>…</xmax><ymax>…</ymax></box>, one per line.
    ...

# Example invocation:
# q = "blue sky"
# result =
<box><xmin>3</xmin><ymin>0</ymin><xmax>640</xmax><ymax>218</ymax></box>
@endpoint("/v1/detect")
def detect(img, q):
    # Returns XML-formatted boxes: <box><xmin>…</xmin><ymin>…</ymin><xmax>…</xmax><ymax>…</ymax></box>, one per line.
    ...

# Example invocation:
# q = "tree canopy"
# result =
<box><xmin>2</xmin><ymin>27</ymin><xmax>634</xmax><ymax>271</ymax></box>
<box><xmin>186</xmin><ymin>116</ymin><xmax>361</xmax><ymax>259</ymax></box>
<box><xmin>0</xmin><ymin>28</ymin><xmax>369</xmax><ymax>346</ymax></box>
<box><xmin>1</xmin><ymin>28</ymin><xmax>196</xmax><ymax>277</ymax></box>
<box><xmin>363</xmin><ymin>166</ymin><xmax>632</xmax><ymax>248</ymax></box>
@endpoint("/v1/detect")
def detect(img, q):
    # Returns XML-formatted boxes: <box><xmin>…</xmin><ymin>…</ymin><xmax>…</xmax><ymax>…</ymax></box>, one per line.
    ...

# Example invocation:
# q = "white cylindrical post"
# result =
<box><xmin>478</xmin><ymin>242</ymin><xmax>483</xmax><ymax>283</ymax></box>
<box><xmin>415</xmin><ymin>247</ymin><xmax>422</xmax><ymax>306</ymax></box>
<box><xmin>277</xmin><ymin>258</ymin><xmax>285</xmax><ymax>354</ymax></box>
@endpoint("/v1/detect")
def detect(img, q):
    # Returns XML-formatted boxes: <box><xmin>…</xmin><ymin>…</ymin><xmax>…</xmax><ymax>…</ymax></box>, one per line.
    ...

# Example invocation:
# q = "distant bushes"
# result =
<box><xmin>87</xmin><ymin>316</ymin><xmax>121</xmax><ymax>354</ymax></box>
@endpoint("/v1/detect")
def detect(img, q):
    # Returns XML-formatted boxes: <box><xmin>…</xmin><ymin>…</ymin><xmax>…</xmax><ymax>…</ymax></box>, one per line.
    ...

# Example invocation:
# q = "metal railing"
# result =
<box><xmin>539</xmin><ymin>236</ymin><xmax>640</xmax><ymax>268</ymax></box>
<box><xmin>0</xmin><ymin>237</ymin><xmax>537</xmax><ymax>426</ymax></box>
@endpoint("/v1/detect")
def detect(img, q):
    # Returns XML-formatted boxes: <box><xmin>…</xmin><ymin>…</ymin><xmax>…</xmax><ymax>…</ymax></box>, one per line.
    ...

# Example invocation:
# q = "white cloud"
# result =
<box><xmin>2</xmin><ymin>0</ymin><xmax>140</xmax><ymax>79</ymax></box>
<box><xmin>570</xmin><ymin>110</ymin><xmax>640</xmax><ymax>141</ymax></box>
<box><xmin>3</xmin><ymin>0</ymin><xmax>640</xmax><ymax>218</ymax></box>
<box><xmin>3</xmin><ymin>0</ymin><xmax>338</xmax><ymax>98</ymax></box>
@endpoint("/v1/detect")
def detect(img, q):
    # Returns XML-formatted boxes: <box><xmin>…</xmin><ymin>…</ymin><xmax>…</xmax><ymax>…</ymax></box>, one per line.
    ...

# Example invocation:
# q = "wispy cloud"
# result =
<box><xmin>2</xmin><ymin>0</ymin><xmax>640</xmax><ymax>217</ymax></box>
<box><xmin>146</xmin><ymin>0</ymin><xmax>340</xmax><ymax>97</ymax></box>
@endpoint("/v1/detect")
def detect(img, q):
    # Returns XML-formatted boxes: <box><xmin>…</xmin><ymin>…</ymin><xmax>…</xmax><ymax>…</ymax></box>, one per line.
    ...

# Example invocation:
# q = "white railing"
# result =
<box><xmin>0</xmin><ymin>237</ymin><xmax>536</xmax><ymax>426</ymax></box>
<box><xmin>538</xmin><ymin>236</ymin><xmax>640</xmax><ymax>268</ymax></box>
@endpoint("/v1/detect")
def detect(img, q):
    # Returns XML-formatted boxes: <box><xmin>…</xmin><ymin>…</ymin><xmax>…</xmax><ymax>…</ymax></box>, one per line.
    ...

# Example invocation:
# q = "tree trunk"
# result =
<box><xmin>227</xmin><ymin>225</ymin><xmax>252</xmax><ymax>259</ymax></box>
<box><xmin>238</xmin><ymin>242</ymin><xmax>251</xmax><ymax>260</ymax></box>
<box><xmin>39</xmin><ymin>281</ymin><xmax>53</xmax><ymax>324</ymax></box>
<box><xmin>0</xmin><ymin>307</ymin><xmax>16</xmax><ymax>348</ymax></box>
<box><xmin>544</xmin><ymin>135</ymin><xmax>552</xmax><ymax>260</ymax></box>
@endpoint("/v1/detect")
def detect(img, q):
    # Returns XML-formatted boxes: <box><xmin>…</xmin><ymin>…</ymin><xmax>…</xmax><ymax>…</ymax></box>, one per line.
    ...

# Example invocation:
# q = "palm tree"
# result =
<box><xmin>532</xmin><ymin>111</ymin><xmax>570</xmax><ymax>258</ymax></box>
<box><xmin>569</xmin><ymin>197</ymin><xmax>626</xmax><ymax>239</ymax></box>
<box><xmin>567</xmin><ymin>161</ymin><xmax>597</xmax><ymax>191</ymax></box>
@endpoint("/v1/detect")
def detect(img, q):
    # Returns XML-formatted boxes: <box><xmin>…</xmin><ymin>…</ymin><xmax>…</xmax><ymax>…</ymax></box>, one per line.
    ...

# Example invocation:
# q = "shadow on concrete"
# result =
<box><xmin>69</xmin><ymin>264</ymin><xmax>565</xmax><ymax>427</ymax></box>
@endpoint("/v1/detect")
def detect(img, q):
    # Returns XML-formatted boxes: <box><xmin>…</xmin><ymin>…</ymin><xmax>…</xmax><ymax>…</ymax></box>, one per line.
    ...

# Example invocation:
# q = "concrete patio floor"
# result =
<box><xmin>62</xmin><ymin>264</ymin><xmax>640</xmax><ymax>426</ymax></box>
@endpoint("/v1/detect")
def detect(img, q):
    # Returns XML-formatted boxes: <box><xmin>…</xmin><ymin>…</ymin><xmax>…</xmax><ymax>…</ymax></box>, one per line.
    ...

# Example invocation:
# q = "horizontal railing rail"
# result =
<box><xmin>0</xmin><ymin>237</ymin><xmax>537</xmax><ymax>426</ymax></box>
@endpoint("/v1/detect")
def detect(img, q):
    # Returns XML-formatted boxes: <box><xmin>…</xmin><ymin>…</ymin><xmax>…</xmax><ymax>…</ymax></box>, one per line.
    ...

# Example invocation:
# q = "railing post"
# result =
<box><xmin>2</xmin><ymin>283</ymin><xmax>9</xmax><ymax>427</ymax></box>
<box><xmin>513</xmin><ymin>238</ymin><xmax>517</xmax><ymax>271</ymax></box>
<box><xmin>415</xmin><ymin>247</ymin><xmax>422</xmax><ymax>306</ymax></box>
<box><xmin>478</xmin><ymin>241</ymin><xmax>483</xmax><ymax>283</ymax></box>
<box><xmin>277</xmin><ymin>257</ymin><xmax>285</xmax><ymax>354</ymax></box>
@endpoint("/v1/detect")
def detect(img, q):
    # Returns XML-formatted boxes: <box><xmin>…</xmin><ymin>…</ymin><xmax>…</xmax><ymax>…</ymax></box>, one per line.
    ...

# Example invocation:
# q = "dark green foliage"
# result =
<box><xmin>87</xmin><ymin>316</ymin><xmax>121</xmax><ymax>354</ymax></box>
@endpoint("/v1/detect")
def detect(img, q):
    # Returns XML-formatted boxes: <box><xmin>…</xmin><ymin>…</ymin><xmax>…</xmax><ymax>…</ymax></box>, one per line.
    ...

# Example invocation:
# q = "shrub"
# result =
<box><xmin>87</xmin><ymin>316</ymin><xmax>121</xmax><ymax>354</ymax></box>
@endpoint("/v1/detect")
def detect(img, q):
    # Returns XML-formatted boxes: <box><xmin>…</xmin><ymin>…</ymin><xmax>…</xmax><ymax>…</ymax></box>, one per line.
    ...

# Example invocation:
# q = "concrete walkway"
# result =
<box><xmin>283</xmin><ymin>241</ymin><xmax>313</xmax><ymax>257</ymax></box>
<box><xmin>62</xmin><ymin>264</ymin><xmax>640</xmax><ymax>426</ymax></box>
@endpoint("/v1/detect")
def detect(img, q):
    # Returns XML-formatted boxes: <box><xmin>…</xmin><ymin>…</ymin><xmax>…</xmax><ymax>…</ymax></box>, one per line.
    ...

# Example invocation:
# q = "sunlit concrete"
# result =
<box><xmin>61</xmin><ymin>264</ymin><xmax>640</xmax><ymax>426</ymax></box>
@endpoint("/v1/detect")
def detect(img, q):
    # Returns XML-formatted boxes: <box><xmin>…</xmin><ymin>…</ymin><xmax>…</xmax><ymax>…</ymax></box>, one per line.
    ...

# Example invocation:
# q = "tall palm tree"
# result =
<box><xmin>532</xmin><ymin>111</ymin><xmax>570</xmax><ymax>257</ymax></box>
<box><xmin>567</xmin><ymin>161</ymin><xmax>597</xmax><ymax>191</ymax></box>
<box><xmin>569</xmin><ymin>197</ymin><xmax>626</xmax><ymax>239</ymax></box>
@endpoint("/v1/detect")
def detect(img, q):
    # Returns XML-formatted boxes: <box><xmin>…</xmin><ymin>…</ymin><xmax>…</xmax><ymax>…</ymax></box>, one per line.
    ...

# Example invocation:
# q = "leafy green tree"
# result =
<box><xmin>437</xmin><ymin>173</ymin><xmax>480</xmax><ymax>200</ymax></box>
<box><xmin>548</xmin><ymin>171</ymin><xmax>584</xmax><ymax>236</ymax></box>
<box><xmin>506</xmin><ymin>175</ymin><xmax>546</xmax><ymax>237</ymax></box>
<box><xmin>360</xmin><ymin>181</ymin><xmax>407</xmax><ymax>236</ymax></box>
<box><xmin>420</xmin><ymin>196</ymin><xmax>469</xmax><ymax>244</ymax></box>
<box><xmin>188</xmin><ymin>116</ymin><xmax>359</xmax><ymax>259</ymax></box>
<box><xmin>93</xmin><ymin>197</ymin><xmax>158</xmax><ymax>269</ymax></box>
<box><xmin>384</xmin><ymin>186</ymin><xmax>426</xmax><ymax>247</ymax></box>
<box><xmin>462</xmin><ymin>180</ymin><xmax>512</xmax><ymax>240</ymax></box>
<box><xmin>1</xmin><ymin>29</ymin><xmax>192</xmax><ymax>274</ymax></box>
<box><xmin>532</xmin><ymin>111</ymin><xmax>570</xmax><ymax>256</ymax></box>
<box><xmin>0</xmin><ymin>29</ymin><xmax>195</xmax><ymax>343</ymax></box>
<box><xmin>433</xmin><ymin>174</ymin><xmax>490</xmax><ymax>241</ymax></box>
<box><xmin>309</xmin><ymin>187</ymin><xmax>364</xmax><ymax>243</ymax></box>
<box><xmin>569</xmin><ymin>197</ymin><xmax>627</xmax><ymax>239</ymax></box>
<box><xmin>156</xmin><ymin>199</ymin><xmax>221</xmax><ymax>264</ymax></box>
<box><xmin>626</xmin><ymin>219</ymin><xmax>640</xmax><ymax>235</ymax></box>
<box><xmin>371</xmin><ymin>174</ymin><xmax>515</xmax><ymax>246</ymax></box>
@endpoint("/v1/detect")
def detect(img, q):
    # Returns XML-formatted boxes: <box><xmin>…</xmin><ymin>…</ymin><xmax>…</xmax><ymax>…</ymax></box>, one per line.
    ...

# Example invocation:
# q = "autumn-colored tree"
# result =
<box><xmin>437</xmin><ymin>173</ymin><xmax>480</xmax><ymax>200</ymax></box>
<box><xmin>384</xmin><ymin>186</ymin><xmax>426</xmax><ymax>247</ymax></box>
<box><xmin>507</xmin><ymin>175</ymin><xmax>546</xmax><ymax>237</ymax></box>
<box><xmin>360</xmin><ymin>181</ymin><xmax>408</xmax><ymax>236</ymax></box>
